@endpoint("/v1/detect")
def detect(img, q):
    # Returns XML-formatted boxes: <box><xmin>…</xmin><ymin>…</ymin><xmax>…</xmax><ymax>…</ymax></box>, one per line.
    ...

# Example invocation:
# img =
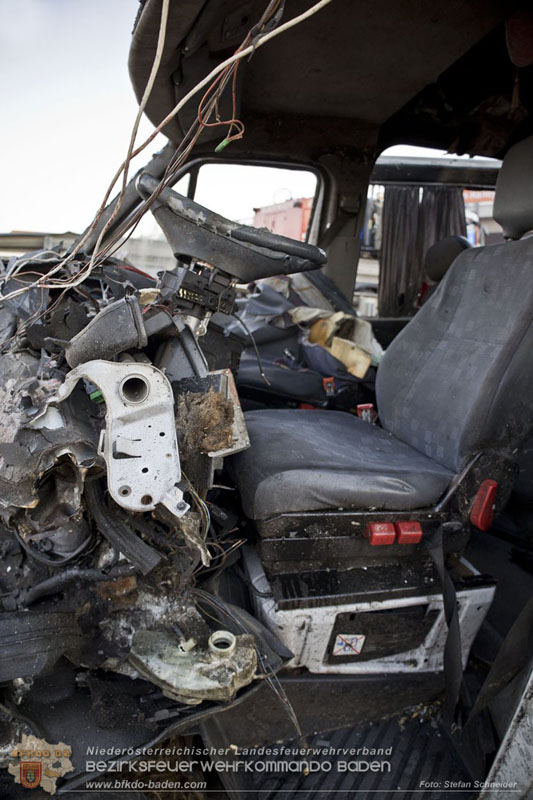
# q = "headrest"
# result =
<box><xmin>424</xmin><ymin>236</ymin><xmax>472</xmax><ymax>282</ymax></box>
<box><xmin>494</xmin><ymin>135</ymin><xmax>533</xmax><ymax>239</ymax></box>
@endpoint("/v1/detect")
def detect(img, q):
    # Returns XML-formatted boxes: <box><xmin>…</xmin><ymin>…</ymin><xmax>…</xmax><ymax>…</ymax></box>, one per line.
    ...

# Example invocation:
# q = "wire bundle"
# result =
<box><xmin>0</xmin><ymin>0</ymin><xmax>333</xmax><ymax>306</ymax></box>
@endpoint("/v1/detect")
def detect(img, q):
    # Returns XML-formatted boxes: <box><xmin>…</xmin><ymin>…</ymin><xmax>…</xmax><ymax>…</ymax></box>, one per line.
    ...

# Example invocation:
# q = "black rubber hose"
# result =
<box><xmin>13</xmin><ymin>527</ymin><xmax>93</xmax><ymax>568</ymax></box>
<box><xmin>84</xmin><ymin>481</ymin><xmax>163</xmax><ymax>575</ymax></box>
<box><xmin>22</xmin><ymin>564</ymin><xmax>134</xmax><ymax>606</ymax></box>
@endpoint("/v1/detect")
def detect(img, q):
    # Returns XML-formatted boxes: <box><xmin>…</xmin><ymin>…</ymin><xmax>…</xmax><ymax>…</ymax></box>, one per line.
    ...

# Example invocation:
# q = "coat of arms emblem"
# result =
<box><xmin>20</xmin><ymin>761</ymin><xmax>42</xmax><ymax>789</ymax></box>
<box><xmin>9</xmin><ymin>736</ymin><xmax>73</xmax><ymax>794</ymax></box>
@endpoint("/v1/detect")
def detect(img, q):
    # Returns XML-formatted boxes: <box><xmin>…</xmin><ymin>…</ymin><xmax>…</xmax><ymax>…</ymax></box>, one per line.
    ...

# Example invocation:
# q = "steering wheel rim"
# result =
<box><xmin>136</xmin><ymin>172</ymin><xmax>327</xmax><ymax>283</ymax></box>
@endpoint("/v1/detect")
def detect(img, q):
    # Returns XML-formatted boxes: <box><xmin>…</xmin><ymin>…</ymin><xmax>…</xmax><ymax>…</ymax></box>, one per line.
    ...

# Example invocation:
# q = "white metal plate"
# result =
<box><xmin>44</xmin><ymin>360</ymin><xmax>188</xmax><ymax>516</ymax></box>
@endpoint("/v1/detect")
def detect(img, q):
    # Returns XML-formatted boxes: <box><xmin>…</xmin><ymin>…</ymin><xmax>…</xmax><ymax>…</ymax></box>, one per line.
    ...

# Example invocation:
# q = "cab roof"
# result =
<box><xmin>128</xmin><ymin>1</ymin><xmax>532</xmax><ymax>161</ymax></box>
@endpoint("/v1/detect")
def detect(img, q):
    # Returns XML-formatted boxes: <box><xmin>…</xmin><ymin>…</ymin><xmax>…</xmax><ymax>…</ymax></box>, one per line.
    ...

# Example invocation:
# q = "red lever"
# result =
<box><xmin>365</xmin><ymin>522</ymin><xmax>396</xmax><ymax>545</ymax></box>
<box><xmin>470</xmin><ymin>479</ymin><xmax>498</xmax><ymax>531</ymax></box>
<box><xmin>395</xmin><ymin>520</ymin><xmax>423</xmax><ymax>544</ymax></box>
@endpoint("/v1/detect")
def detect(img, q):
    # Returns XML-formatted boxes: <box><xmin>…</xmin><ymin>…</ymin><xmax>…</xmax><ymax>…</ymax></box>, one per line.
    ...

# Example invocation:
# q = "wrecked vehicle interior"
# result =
<box><xmin>1</xmin><ymin>0</ymin><xmax>533</xmax><ymax>797</ymax></box>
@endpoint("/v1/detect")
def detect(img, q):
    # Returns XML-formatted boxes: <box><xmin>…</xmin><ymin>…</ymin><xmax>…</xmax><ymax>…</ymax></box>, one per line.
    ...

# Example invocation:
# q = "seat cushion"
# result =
<box><xmin>230</xmin><ymin>409</ymin><xmax>453</xmax><ymax>519</ymax></box>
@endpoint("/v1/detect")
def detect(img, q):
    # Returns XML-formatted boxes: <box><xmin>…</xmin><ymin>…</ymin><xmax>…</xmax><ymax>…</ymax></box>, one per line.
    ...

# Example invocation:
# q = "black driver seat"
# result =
<box><xmin>230</xmin><ymin>136</ymin><xmax>533</xmax><ymax>522</ymax></box>
<box><xmin>232</xmin><ymin>408</ymin><xmax>453</xmax><ymax>518</ymax></box>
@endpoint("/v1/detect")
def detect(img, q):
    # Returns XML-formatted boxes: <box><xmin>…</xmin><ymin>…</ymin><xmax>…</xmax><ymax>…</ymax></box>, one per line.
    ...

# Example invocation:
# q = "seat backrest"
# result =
<box><xmin>376</xmin><ymin>136</ymin><xmax>533</xmax><ymax>473</ymax></box>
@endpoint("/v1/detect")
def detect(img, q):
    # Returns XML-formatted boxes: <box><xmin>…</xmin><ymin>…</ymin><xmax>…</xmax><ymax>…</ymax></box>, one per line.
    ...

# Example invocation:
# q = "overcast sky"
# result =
<box><xmin>0</xmin><ymin>0</ymin><xmax>466</xmax><ymax>237</ymax></box>
<box><xmin>0</xmin><ymin>0</ymin><xmax>166</xmax><ymax>233</ymax></box>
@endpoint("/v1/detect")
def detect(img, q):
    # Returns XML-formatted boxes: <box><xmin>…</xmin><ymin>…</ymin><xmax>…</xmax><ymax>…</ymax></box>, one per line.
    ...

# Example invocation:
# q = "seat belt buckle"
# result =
<box><xmin>357</xmin><ymin>403</ymin><xmax>377</xmax><ymax>423</ymax></box>
<box><xmin>322</xmin><ymin>376</ymin><xmax>336</xmax><ymax>397</ymax></box>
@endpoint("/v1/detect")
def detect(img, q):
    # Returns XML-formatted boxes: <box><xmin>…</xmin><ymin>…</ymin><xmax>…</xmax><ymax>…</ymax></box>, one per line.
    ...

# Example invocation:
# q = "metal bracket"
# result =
<box><xmin>48</xmin><ymin>360</ymin><xmax>189</xmax><ymax>518</ymax></box>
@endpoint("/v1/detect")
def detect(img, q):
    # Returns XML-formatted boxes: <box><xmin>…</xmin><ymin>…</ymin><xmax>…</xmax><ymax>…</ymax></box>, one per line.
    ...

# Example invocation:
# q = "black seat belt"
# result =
<box><xmin>425</xmin><ymin>526</ymin><xmax>533</xmax><ymax>733</ymax></box>
<box><xmin>424</xmin><ymin>525</ymin><xmax>469</xmax><ymax>728</ymax></box>
<box><xmin>466</xmin><ymin>595</ymin><xmax>533</xmax><ymax>724</ymax></box>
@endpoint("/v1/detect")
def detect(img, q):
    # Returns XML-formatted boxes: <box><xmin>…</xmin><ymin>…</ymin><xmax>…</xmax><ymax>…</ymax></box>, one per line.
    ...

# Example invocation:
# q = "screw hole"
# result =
<box><xmin>141</xmin><ymin>494</ymin><xmax>153</xmax><ymax>505</ymax></box>
<box><xmin>159</xmin><ymin>431</ymin><xmax>165</xmax><ymax>437</ymax></box>
<box><xmin>141</xmin><ymin>467</ymin><xmax>149</xmax><ymax>474</ymax></box>
<box><xmin>119</xmin><ymin>485</ymin><xmax>131</xmax><ymax>497</ymax></box>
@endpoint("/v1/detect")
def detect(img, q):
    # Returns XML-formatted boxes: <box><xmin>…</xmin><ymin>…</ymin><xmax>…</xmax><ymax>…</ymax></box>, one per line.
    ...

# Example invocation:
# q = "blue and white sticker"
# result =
<box><xmin>333</xmin><ymin>634</ymin><xmax>366</xmax><ymax>656</ymax></box>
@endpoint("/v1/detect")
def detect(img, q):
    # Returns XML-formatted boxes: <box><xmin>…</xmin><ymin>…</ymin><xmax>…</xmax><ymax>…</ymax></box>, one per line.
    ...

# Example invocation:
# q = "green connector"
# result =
<box><xmin>215</xmin><ymin>137</ymin><xmax>230</xmax><ymax>153</ymax></box>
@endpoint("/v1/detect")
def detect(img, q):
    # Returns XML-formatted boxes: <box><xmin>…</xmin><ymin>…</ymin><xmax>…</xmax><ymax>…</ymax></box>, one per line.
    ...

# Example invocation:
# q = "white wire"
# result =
<box><xmin>79</xmin><ymin>0</ymin><xmax>336</xmax><ymax>271</ymax></box>
<box><xmin>87</xmin><ymin>0</ymin><xmax>170</xmax><ymax>270</ymax></box>
<box><xmin>87</xmin><ymin>0</ymin><xmax>335</xmax><ymax>273</ymax></box>
<box><xmin>137</xmin><ymin>0</ymin><xmax>334</xmax><ymax>149</ymax></box>
<box><xmin>0</xmin><ymin>0</ymin><xmax>335</xmax><ymax>303</ymax></box>
<box><xmin>0</xmin><ymin>0</ymin><xmax>171</xmax><ymax>303</ymax></box>
<box><xmin>2</xmin><ymin>251</ymin><xmax>60</xmax><ymax>282</ymax></box>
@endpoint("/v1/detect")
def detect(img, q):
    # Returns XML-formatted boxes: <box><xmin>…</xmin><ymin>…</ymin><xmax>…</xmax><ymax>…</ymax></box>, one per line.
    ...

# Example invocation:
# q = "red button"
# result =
<box><xmin>365</xmin><ymin>522</ymin><xmax>396</xmax><ymax>545</ymax></box>
<box><xmin>470</xmin><ymin>479</ymin><xmax>498</xmax><ymax>531</ymax></box>
<box><xmin>395</xmin><ymin>520</ymin><xmax>423</xmax><ymax>544</ymax></box>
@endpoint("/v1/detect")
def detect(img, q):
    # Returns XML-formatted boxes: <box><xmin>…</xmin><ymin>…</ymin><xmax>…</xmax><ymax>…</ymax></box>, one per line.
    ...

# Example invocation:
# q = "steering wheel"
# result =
<box><xmin>136</xmin><ymin>172</ymin><xmax>326</xmax><ymax>283</ymax></box>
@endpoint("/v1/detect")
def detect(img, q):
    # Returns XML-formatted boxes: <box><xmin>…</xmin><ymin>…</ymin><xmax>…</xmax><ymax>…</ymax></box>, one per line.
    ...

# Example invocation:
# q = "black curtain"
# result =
<box><xmin>417</xmin><ymin>186</ymin><xmax>467</xmax><ymax>269</ymax></box>
<box><xmin>378</xmin><ymin>185</ymin><xmax>467</xmax><ymax>317</ymax></box>
<box><xmin>378</xmin><ymin>186</ymin><xmax>420</xmax><ymax>317</ymax></box>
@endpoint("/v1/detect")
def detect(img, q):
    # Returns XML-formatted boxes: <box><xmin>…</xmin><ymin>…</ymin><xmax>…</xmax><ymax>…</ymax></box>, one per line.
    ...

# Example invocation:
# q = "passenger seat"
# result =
<box><xmin>230</xmin><ymin>135</ymin><xmax>533</xmax><ymax>525</ymax></box>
